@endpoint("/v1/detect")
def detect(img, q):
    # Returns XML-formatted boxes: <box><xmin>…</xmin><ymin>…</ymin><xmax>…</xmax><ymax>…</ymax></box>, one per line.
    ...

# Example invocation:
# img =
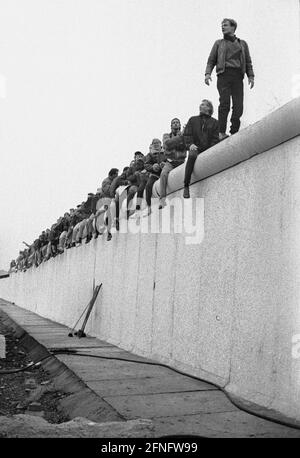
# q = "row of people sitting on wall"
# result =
<box><xmin>10</xmin><ymin>99</ymin><xmax>220</xmax><ymax>273</ymax></box>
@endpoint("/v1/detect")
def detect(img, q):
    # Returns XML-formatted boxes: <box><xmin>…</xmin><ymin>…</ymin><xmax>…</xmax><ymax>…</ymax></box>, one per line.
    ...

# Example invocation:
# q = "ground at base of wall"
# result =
<box><xmin>0</xmin><ymin>318</ymin><xmax>70</xmax><ymax>427</ymax></box>
<box><xmin>0</xmin><ymin>317</ymin><xmax>154</xmax><ymax>438</ymax></box>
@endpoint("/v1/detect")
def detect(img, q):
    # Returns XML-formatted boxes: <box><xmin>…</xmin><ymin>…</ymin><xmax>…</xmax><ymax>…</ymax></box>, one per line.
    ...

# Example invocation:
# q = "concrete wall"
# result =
<box><xmin>1</xmin><ymin>97</ymin><xmax>300</xmax><ymax>425</ymax></box>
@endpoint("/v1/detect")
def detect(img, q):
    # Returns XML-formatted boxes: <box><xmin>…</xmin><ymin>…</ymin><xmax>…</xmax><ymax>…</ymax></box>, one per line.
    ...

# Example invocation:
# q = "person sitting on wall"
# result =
<box><xmin>70</xmin><ymin>205</ymin><xmax>87</xmax><ymax>247</ymax></box>
<box><xmin>65</xmin><ymin>209</ymin><xmax>76</xmax><ymax>249</ymax></box>
<box><xmin>101</xmin><ymin>168</ymin><xmax>119</xmax><ymax>199</ymax></box>
<box><xmin>33</xmin><ymin>237</ymin><xmax>42</xmax><ymax>266</ymax></box>
<box><xmin>126</xmin><ymin>158</ymin><xmax>146</xmax><ymax>218</ymax></box>
<box><xmin>66</xmin><ymin>206</ymin><xmax>82</xmax><ymax>248</ymax></box>
<box><xmin>27</xmin><ymin>243</ymin><xmax>36</xmax><ymax>269</ymax></box>
<box><xmin>22</xmin><ymin>249</ymin><xmax>30</xmax><ymax>271</ymax></box>
<box><xmin>126</xmin><ymin>152</ymin><xmax>145</xmax><ymax>217</ymax></box>
<box><xmin>109</xmin><ymin>167</ymin><xmax>130</xmax><ymax>231</ymax></box>
<box><xmin>54</xmin><ymin>213</ymin><xmax>68</xmax><ymax>253</ymax></box>
<box><xmin>142</xmin><ymin>138</ymin><xmax>165</xmax><ymax>217</ymax></box>
<box><xmin>54</xmin><ymin>217</ymin><xmax>66</xmax><ymax>253</ymax></box>
<box><xmin>86</xmin><ymin>191</ymin><xmax>103</xmax><ymax>241</ymax></box>
<box><xmin>9</xmin><ymin>259</ymin><xmax>17</xmax><ymax>273</ymax></box>
<box><xmin>98</xmin><ymin>168</ymin><xmax>119</xmax><ymax>241</ymax></box>
<box><xmin>183</xmin><ymin>100</ymin><xmax>219</xmax><ymax>199</ymax></box>
<box><xmin>15</xmin><ymin>250</ymin><xmax>23</xmax><ymax>271</ymax></box>
<box><xmin>40</xmin><ymin>230</ymin><xmax>49</xmax><ymax>259</ymax></box>
<box><xmin>205</xmin><ymin>18</ymin><xmax>255</xmax><ymax>140</ymax></box>
<box><xmin>39</xmin><ymin>231</ymin><xmax>48</xmax><ymax>260</ymax></box>
<box><xmin>58</xmin><ymin>212</ymin><xmax>71</xmax><ymax>252</ymax></box>
<box><xmin>162</xmin><ymin>118</ymin><xmax>182</xmax><ymax>147</ymax></box>
<box><xmin>81</xmin><ymin>191</ymin><xmax>109</xmax><ymax>243</ymax></box>
<box><xmin>45</xmin><ymin>221</ymin><xmax>60</xmax><ymax>258</ymax></box>
<box><xmin>129</xmin><ymin>151</ymin><xmax>145</xmax><ymax>169</ymax></box>
<box><xmin>74</xmin><ymin>193</ymin><xmax>96</xmax><ymax>245</ymax></box>
<box><xmin>159</xmin><ymin>135</ymin><xmax>187</xmax><ymax>209</ymax></box>
<box><xmin>94</xmin><ymin>188</ymin><xmax>110</xmax><ymax>237</ymax></box>
<box><xmin>134</xmin><ymin>165</ymin><xmax>151</xmax><ymax>217</ymax></box>
<box><xmin>44</xmin><ymin>229</ymin><xmax>52</xmax><ymax>261</ymax></box>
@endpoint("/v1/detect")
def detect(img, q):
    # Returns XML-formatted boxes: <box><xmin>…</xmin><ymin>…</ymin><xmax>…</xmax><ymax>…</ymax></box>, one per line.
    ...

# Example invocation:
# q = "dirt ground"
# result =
<box><xmin>0</xmin><ymin>318</ymin><xmax>69</xmax><ymax>429</ymax></box>
<box><xmin>0</xmin><ymin>318</ymin><xmax>154</xmax><ymax>438</ymax></box>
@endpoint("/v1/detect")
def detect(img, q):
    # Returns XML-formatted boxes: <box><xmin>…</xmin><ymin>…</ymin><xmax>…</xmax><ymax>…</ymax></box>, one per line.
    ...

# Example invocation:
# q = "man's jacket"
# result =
<box><xmin>183</xmin><ymin>114</ymin><xmax>219</xmax><ymax>153</ymax></box>
<box><xmin>80</xmin><ymin>196</ymin><xmax>95</xmax><ymax>218</ymax></box>
<box><xmin>127</xmin><ymin>160</ymin><xmax>145</xmax><ymax>186</ymax></box>
<box><xmin>70</xmin><ymin>211</ymin><xmax>82</xmax><ymax>227</ymax></box>
<box><xmin>205</xmin><ymin>38</ymin><xmax>254</xmax><ymax>78</ymax></box>
<box><xmin>109</xmin><ymin>176</ymin><xmax>129</xmax><ymax>198</ymax></box>
<box><xmin>144</xmin><ymin>151</ymin><xmax>165</xmax><ymax>177</ymax></box>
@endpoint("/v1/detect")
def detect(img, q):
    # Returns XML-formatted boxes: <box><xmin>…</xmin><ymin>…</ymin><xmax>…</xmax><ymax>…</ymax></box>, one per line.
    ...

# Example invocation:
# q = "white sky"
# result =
<box><xmin>0</xmin><ymin>0</ymin><xmax>299</xmax><ymax>269</ymax></box>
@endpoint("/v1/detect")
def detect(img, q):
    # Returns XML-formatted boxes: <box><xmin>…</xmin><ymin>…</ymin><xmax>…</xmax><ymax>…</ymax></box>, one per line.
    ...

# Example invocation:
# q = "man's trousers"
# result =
<box><xmin>184</xmin><ymin>150</ymin><xmax>198</xmax><ymax>187</ymax></box>
<box><xmin>160</xmin><ymin>161</ymin><xmax>176</xmax><ymax>200</ymax></box>
<box><xmin>217</xmin><ymin>68</ymin><xmax>244</xmax><ymax>135</ymax></box>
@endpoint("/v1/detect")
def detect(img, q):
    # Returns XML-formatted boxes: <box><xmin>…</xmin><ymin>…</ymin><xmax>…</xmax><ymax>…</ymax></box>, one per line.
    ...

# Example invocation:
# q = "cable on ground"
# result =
<box><xmin>50</xmin><ymin>348</ymin><xmax>300</xmax><ymax>432</ymax></box>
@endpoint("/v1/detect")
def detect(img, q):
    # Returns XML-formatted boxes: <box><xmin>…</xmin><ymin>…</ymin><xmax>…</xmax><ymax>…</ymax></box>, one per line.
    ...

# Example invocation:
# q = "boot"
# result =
<box><xmin>219</xmin><ymin>132</ymin><xmax>229</xmax><ymax>141</ymax></box>
<box><xmin>183</xmin><ymin>186</ymin><xmax>190</xmax><ymax>199</ymax></box>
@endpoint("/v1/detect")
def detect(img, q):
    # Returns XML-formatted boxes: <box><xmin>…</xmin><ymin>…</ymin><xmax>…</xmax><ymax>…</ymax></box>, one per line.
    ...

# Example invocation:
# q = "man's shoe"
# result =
<box><xmin>219</xmin><ymin>132</ymin><xmax>229</xmax><ymax>141</ymax></box>
<box><xmin>183</xmin><ymin>186</ymin><xmax>190</xmax><ymax>199</ymax></box>
<box><xmin>159</xmin><ymin>199</ymin><xmax>167</xmax><ymax>210</ymax></box>
<box><xmin>107</xmin><ymin>233</ymin><xmax>112</xmax><ymax>241</ymax></box>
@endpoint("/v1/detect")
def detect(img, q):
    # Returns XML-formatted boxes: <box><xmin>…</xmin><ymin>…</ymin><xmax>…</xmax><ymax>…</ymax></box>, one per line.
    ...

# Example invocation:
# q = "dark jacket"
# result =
<box><xmin>33</xmin><ymin>239</ymin><xmax>41</xmax><ymax>250</ymax></box>
<box><xmin>49</xmin><ymin>226</ymin><xmax>59</xmax><ymax>243</ymax></box>
<box><xmin>39</xmin><ymin>233</ymin><xmax>48</xmax><ymax>247</ymax></box>
<box><xmin>109</xmin><ymin>176</ymin><xmax>129</xmax><ymax>198</ymax></box>
<box><xmin>144</xmin><ymin>151</ymin><xmax>165</xmax><ymax>177</ymax></box>
<box><xmin>127</xmin><ymin>160</ymin><xmax>145</xmax><ymax>186</ymax></box>
<box><xmin>70</xmin><ymin>211</ymin><xmax>82</xmax><ymax>227</ymax></box>
<box><xmin>80</xmin><ymin>196</ymin><xmax>94</xmax><ymax>218</ymax></box>
<box><xmin>205</xmin><ymin>38</ymin><xmax>254</xmax><ymax>78</ymax></box>
<box><xmin>53</xmin><ymin>216</ymin><xmax>69</xmax><ymax>235</ymax></box>
<box><xmin>183</xmin><ymin>114</ymin><xmax>219</xmax><ymax>153</ymax></box>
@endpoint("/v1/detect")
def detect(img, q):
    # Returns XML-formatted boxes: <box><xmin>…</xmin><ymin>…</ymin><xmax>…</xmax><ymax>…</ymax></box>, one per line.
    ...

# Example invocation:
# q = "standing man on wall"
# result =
<box><xmin>205</xmin><ymin>18</ymin><xmax>255</xmax><ymax>140</ymax></box>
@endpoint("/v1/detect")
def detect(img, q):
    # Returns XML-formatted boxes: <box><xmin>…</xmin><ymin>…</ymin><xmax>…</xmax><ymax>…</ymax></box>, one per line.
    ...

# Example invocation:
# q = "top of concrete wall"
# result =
<box><xmin>152</xmin><ymin>97</ymin><xmax>300</xmax><ymax>197</ymax></box>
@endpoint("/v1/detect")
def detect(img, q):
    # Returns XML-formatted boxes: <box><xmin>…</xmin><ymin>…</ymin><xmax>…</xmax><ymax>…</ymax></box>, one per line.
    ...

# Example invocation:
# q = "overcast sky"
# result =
<box><xmin>0</xmin><ymin>0</ymin><xmax>299</xmax><ymax>269</ymax></box>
